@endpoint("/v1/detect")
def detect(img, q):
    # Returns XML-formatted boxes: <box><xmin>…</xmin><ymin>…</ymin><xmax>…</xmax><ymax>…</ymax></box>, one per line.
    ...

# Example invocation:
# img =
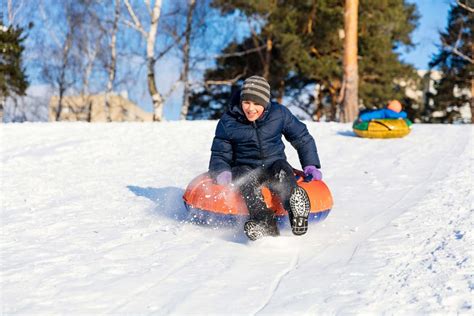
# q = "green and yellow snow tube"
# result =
<box><xmin>353</xmin><ymin>119</ymin><xmax>412</xmax><ymax>139</ymax></box>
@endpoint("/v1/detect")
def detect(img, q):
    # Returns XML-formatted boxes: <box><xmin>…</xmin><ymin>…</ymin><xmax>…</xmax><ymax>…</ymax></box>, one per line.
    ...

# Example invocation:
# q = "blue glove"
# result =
<box><xmin>303</xmin><ymin>165</ymin><xmax>322</xmax><ymax>181</ymax></box>
<box><xmin>216</xmin><ymin>171</ymin><xmax>232</xmax><ymax>185</ymax></box>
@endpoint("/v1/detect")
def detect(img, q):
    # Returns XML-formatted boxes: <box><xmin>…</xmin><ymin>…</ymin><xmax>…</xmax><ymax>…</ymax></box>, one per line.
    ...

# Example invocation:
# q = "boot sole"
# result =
<box><xmin>244</xmin><ymin>220</ymin><xmax>279</xmax><ymax>241</ymax></box>
<box><xmin>244</xmin><ymin>221</ymin><xmax>265</xmax><ymax>241</ymax></box>
<box><xmin>289</xmin><ymin>187</ymin><xmax>311</xmax><ymax>235</ymax></box>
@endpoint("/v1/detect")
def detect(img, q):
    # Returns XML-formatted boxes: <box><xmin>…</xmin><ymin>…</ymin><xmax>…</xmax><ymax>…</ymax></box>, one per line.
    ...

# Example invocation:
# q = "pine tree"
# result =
<box><xmin>188</xmin><ymin>0</ymin><xmax>419</xmax><ymax>121</ymax></box>
<box><xmin>0</xmin><ymin>23</ymin><xmax>29</xmax><ymax>121</ymax></box>
<box><xmin>357</xmin><ymin>0</ymin><xmax>419</xmax><ymax>110</ymax></box>
<box><xmin>188</xmin><ymin>0</ymin><xmax>344</xmax><ymax>120</ymax></box>
<box><xmin>428</xmin><ymin>3</ymin><xmax>473</xmax><ymax>123</ymax></box>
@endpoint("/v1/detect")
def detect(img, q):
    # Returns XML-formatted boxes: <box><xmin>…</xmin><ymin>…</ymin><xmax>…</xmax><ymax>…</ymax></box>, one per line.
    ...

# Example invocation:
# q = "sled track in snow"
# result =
<box><xmin>108</xmin><ymin>235</ymin><xmax>216</xmax><ymax>313</ymax></box>
<box><xmin>253</xmin><ymin>251</ymin><xmax>300</xmax><ymax>315</ymax></box>
<box><xmin>2</xmin><ymin>123</ymin><xmax>471</xmax><ymax>314</ymax></box>
<box><xmin>359</xmin><ymin>132</ymin><xmax>467</xmax><ymax>240</ymax></box>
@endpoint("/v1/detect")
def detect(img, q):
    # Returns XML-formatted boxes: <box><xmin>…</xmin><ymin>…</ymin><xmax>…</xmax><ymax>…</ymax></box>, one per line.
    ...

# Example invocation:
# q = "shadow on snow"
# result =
<box><xmin>127</xmin><ymin>185</ymin><xmax>251</xmax><ymax>244</ymax></box>
<box><xmin>127</xmin><ymin>185</ymin><xmax>188</xmax><ymax>222</ymax></box>
<box><xmin>336</xmin><ymin>130</ymin><xmax>358</xmax><ymax>137</ymax></box>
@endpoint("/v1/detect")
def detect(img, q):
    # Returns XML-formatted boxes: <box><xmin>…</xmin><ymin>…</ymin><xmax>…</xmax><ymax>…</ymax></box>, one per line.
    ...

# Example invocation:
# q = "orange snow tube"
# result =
<box><xmin>183</xmin><ymin>171</ymin><xmax>333</xmax><ymax>225</ymax></box>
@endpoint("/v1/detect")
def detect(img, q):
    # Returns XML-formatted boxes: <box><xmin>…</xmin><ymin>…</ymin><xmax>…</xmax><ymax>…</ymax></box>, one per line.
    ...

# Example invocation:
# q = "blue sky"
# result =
<box><xmin>400</xmin><ymin>0</ymin><xmax>452</xmax><ymax>69</ymax></box>
<box><xmin>16</xmin><ymin>0</ymin><xmax>454</xmax><ymax>120</ymax></box>
<box><xmin>162</xmin><ymin>1</ymin><xmax>454</xmax><ymax>119</ymax></box>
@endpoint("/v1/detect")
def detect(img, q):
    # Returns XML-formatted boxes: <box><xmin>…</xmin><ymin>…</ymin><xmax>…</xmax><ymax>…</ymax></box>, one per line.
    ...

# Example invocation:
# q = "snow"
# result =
<box><xmin>1</xmin><ymin>121</ymin><xmax>472</xmax><ymax>314</ymax></box>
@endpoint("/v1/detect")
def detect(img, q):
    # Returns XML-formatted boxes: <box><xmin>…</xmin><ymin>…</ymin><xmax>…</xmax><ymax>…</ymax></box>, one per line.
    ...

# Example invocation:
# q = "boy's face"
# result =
<box><xmin>241</xmin><ymin>100</ymin><xmax>265</xmax><ymax>122</ymax></box>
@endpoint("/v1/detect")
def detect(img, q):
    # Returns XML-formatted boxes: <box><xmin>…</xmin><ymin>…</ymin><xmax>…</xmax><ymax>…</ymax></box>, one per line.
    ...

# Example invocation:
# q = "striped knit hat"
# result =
<box><xmin>240</xmin><ymin>76</ymin><xmax>271</xmax><ymax>108</ymax></box>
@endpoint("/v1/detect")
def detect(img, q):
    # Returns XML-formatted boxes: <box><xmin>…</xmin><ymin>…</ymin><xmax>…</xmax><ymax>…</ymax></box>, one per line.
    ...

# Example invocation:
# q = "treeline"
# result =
<box><xmin>1</xmin><ymin>0</ymin><xmax>472</xmax><ymax>123</ymax></box>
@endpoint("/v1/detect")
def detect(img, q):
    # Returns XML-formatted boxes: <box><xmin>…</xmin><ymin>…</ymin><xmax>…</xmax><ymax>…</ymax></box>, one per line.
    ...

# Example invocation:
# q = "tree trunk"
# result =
<box><xmin>0</xmin><ymin>97</ymin><xmax>5</xmax><ymax>123</ymax></box>
<box><xmin>471</xmin><ymin>76</ymin><xmax>473</xmax><ymax>123</ymax></box>
<box><xmin>341</xmin><ymin>0</ymin><xmax>359</xmax><ymax>123</ymax></box>
<box><xmin>263</xmin><ymin>37</ymin><xmax>272</xmax><ymax>79</ymax></box>
<box><xmin>55</xmin><ymin>31</ymin><xmax>73</xmax><ymax>121</ymax></box>
<box><xmin>56</xmin><ymin>87</ymin><xmax>64</xmax><ymax>121</ymax></box>
<box><xmin>312</xmin><ymin>84</ymin><xmax>322</xmax><ymax>121</ymax></box>
<box><xmin>330</xmin><ymin>93</ymin><xmax>338</xmax><ymax>121</ymax></box>
<box><xmin>124</xmin><ymin>0</ymin><xmax>164</xmax><ymax>121</ymax></box>
<box><xmin>87</xmin><ymin>99</ymin><xmax>93</xmax><ymax>122</ymax></box>
<box><xmin>180</xmin><ymin>0</ymin><xmax>196</xmax><ymax>120</ymax></box>
<box><xmin>106</xmin><ymin>0</ymin><xmax>121</xmax><ymax>122</ymax></box>
<box><xmin>83</xmin><ymin>48</ymin><xmax>96</xmax><ymax>96</ymax></box>
<box><xmin>55</xmin><ymin>67</ymin><xmax>67</xmax><ymax>121</ymax></box>
<box><xmin>277</xmin><ymin>79</ymin><xmax>284</xmax><ymax>104</ymax></box>
<box><xmin>148</xmin><ymin>0</ymin><xmax>164</xmax><ymax>121</ymax></box>
<box><xmin>147</xmin><ymin>56</ymin><xmax>163</xmax><ymax>121</ymax></box>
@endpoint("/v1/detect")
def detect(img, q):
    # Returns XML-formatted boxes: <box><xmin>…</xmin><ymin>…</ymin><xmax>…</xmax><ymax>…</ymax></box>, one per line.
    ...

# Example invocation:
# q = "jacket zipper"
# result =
<box><xmin>252</xmin><ymin>121</ymin><xmax>265</xmax><ymax>167</ymax></box>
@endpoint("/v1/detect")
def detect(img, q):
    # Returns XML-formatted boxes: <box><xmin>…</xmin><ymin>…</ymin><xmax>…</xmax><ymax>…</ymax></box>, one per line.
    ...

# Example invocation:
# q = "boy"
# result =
<box><xmin>358</xmin><ymin>100</ymin><xmax>408</xmax><ymax>122</ymax></box>
<box><xmin>209</xmin><ymin>76</ymin><xmax>322</xmax><ymax>240</ymax></box>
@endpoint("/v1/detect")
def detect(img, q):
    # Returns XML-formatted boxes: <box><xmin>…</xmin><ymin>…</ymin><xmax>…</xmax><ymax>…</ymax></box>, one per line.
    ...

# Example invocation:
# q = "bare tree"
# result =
<box><xmin>38</xmin><ymin>1</ymin><xmax>83</xmax><ymax>121</ymax></box>
<box><xmin>107</xmin><ymin>0</ymin><xmax>121</xmax><ymax>94</ymax></box>
<box><xmin>5</xmin><ymin>0</ymin><xmax>31</xmax><ymax>26</ymax></box>
<box><xmin>53</xmin><ymin>28</ymin><xmax>75</xmax><ymax>121</ymax></box>
<box><xmin>123</xmin><ymin>0</ymin><xmax>165</xmax><ymax>121</ymax></box>
<box><xmin>73</xmin><ymin>1</ymin><xmax>117</xmax><ymax>121</ymax></box>
<box><xmin>105</xmin><ymin>0</ymin><xmax>121</xmax><ymax>121</ymax></box>
<box><xmin>179</xmin><ymin>0</ymin><xmax>196</xmax><ymax>120</ymax></box>
<box><xmin>341</xmin><ymin>0</ymin><xmax>359</xmax><ymax>123</ymax></box>
<box><xmin>82</xmin><ymin>32</ymin><xmax>104</xmax><ymax>122</ymax></box>
<box><xmin>80</xmin><ymin>29</ymin><xmax>104</xmax><ymax>96</ymax></box>
<box><xmin>71</xmin><ymin>0</ymin><xmax>126</xmax><ymax>122</ymax></box>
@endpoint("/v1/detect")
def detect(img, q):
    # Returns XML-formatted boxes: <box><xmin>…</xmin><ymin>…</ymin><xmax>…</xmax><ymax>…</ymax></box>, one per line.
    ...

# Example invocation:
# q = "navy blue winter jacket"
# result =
<box><xmin>209</xmin><ymin>100</ymin><xmax>321</xmax><ymax>174</ymax></box>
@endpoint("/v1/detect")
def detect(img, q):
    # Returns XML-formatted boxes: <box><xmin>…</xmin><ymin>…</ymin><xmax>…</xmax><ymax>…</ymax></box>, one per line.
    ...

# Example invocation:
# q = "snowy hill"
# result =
<box><xmin>1</xmin><ymin>121</ymin><xmax>472</xmax><ymax>314</ymax></box>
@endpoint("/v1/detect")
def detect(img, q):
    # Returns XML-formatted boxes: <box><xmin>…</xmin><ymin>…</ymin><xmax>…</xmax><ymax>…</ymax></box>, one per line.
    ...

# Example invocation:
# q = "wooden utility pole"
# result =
<box><xmin>341</xmin><ymin>0</ymin><xmax>359</xmax><ymax>122</ymax></box>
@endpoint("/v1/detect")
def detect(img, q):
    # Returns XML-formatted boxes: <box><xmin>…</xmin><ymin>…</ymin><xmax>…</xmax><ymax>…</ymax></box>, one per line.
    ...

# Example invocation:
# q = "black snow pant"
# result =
<box><xmin>231</xmin><ymin>159</ymin><xmax>297</xmax><ymax>223</ymax></box>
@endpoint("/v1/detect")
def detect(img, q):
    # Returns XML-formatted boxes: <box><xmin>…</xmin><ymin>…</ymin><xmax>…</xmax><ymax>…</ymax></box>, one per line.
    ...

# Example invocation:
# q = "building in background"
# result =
<box><xmin>419</xmin><ymin>70</ymin><xmax>471</xmax><ymax>123</ymax></box>
<box><xmin>48</xmin><ymin>94</ymin><xmax>153</xmax><ymax>122</ymax></box>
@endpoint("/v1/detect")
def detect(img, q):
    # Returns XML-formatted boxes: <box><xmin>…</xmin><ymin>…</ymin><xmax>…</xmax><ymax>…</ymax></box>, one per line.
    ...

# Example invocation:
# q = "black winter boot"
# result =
<box><xmin>244</xmin><ymin>218</ymin><xmax>279</xmax><ymax>241</ymax></box>
<box><xmin>288</xmin><ymin>186</ymin><xmax>311</xmax><ymax>235</ymax></box>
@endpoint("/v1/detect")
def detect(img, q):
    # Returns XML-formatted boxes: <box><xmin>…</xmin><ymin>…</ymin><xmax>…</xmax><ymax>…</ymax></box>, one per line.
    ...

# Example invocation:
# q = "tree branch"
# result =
<box><xmin>441</xmin><ymin>21</ymin><xmax>474</xmax><ymax>64</ymax></box>
<box><xmin>121</xmin><ymin>18</ymin><xmax>147</xmax><ymax>38</ymax></box>
<box><xmin>144</xmin><ymin>0</ymin><xmax>152</xmax><ymax>16</ymax></box>
<box><xmin>451</xmin><ymin>46</ymin><xmax>474</xmax><ymax>63</ymax></box>
<box><xmin>123</xmin><ymin>0</ymin><xmax>147</xmax><ymax>38</ymax></box>
<box><xmin>216</xmin><ymin>44</ymin><xmax>267</xmax><ymax>58</ymax></box>
<box><xmin>163</xmin><ymin>79</ymin><xmax>182</xmax><ymax>100</ymax></box>
<box><xmin>7</xmin><ymin>0</ymin><xmax>24</xmax><ymax>25</ymax></box>
<box><xmin>155</xmin><ymin>42</ymin><xmax>175</xmax><ymax>60</ymax></box>
<box><xmin>246</xmin><ymin>16</ymin><xmax>266</xmax><ymax>66</ymax></box>
<box><xmin>38</xmin><ymin>2</ymin><xmax>62</xmax><ymax>48</ymax></box>
<box><xmin>191</xmin><ymin>45</ymin><xmax>267</xmax><ymax>63</ymax></box>
<box><xmin>457</xmin><ymin>0</ymin><xmax>474</xmax><ymax>13</ymax></box>
<box><xmin>204</xmin><ymin>71</ymin><xmax>246</xmax><ymax>88</ymax></box>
